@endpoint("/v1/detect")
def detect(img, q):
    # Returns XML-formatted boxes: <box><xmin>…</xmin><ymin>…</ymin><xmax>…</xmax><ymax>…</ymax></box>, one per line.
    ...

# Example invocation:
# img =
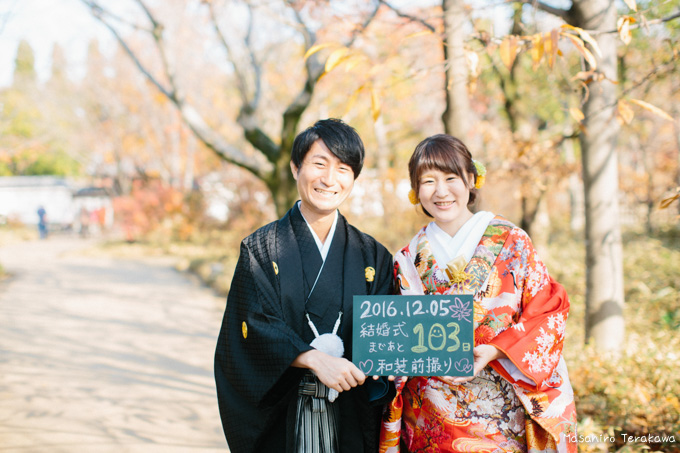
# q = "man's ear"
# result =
<box><xmin>290</xmin><ymin>161</ymin><xmax>299</xmax><ymax>180</ymax></box>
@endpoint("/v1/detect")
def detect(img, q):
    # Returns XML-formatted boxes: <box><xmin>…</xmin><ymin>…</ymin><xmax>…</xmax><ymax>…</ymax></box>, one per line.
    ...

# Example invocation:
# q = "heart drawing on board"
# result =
<box><xmin>359</xmin><ymin>360</ymin><xmax>374</xmax><ymax>374</ymax></box>
<box><xmin>454</xmin><ymin>358</ymin><xmax>473</xmax><ymax>374</ymax></box>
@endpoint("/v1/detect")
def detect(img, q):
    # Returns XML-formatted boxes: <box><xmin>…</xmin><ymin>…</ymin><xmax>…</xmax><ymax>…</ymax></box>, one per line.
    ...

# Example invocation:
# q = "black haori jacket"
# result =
<box><xmin>214</xmin><ymin>204</ymin><xmax>393</xmax><ymax>453</ymax></box>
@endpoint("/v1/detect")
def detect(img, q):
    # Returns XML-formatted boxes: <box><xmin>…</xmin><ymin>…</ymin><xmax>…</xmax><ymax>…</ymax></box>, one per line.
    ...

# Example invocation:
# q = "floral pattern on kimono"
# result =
<box><xmin>381</xmin><ymin>216</ymin><xmax>577</xmax><ymax>453</ymax></box>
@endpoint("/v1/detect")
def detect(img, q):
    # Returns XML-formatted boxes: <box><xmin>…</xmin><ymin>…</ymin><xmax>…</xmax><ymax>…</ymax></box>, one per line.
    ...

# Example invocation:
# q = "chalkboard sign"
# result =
<box><xmin>352</xmin><ymin>295</ymin><xmax>474</xmax><ymax>376</ymax></box>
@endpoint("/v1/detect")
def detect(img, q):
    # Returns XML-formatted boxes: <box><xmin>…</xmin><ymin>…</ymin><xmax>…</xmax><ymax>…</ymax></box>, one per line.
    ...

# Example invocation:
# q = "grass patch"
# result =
<box><xmin>550</xmin><ymin>231</ymin><xmax>680</xmax><ymax>452</ymax></box>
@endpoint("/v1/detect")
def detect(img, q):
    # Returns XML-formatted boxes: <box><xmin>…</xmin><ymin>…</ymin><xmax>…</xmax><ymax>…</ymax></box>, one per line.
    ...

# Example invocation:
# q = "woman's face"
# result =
<box><xmin>418</xmin><ymin>168</ymin><xmax>474</xmax><ymax>236</ymax></box>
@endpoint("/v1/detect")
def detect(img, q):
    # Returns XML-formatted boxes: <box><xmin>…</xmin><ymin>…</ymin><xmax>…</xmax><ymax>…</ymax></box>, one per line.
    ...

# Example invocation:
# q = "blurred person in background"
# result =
<box><xmin>79</xmin><ymin>207</ymin><xmax>90</xmax><ymax>238</ymax></box>
<box><xmin>36</xmin><ymin>206</ymin><xmax>48</xmax><ymax>239</ymax></box>
<box><xmin>379</xmin><ymin>134</ymin><xmax>577</xmax><ymax>453</ymax></box>
<box><xmin>215</xmin><ymin>118</ymin><xmax>394</xmax><ymax>453</ymax></box>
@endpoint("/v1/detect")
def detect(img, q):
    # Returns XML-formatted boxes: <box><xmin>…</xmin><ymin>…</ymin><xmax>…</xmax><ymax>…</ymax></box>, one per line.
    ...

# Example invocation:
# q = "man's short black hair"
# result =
<box><xmin>290</xmin><ymin>118</ymin><xmax>364</xmax><ymax>179</ymax></box>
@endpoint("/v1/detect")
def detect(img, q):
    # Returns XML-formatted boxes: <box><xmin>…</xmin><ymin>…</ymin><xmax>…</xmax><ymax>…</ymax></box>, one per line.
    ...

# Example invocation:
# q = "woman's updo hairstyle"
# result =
<box><xmin>408</xmin><ymin>134</ymin><xmax>479</xmax><ymax>217</ymax></box>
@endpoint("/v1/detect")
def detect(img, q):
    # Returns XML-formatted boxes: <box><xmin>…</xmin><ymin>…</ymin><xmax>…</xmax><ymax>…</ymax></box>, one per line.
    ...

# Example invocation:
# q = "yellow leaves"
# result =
<box><xmin>526</xmin><ymin>29</ymin><xmax>560</xmax><ymax>70</ymax></box>
<box><xmin>665</xmin><ymin>394</ymin><xmax>680</xmax><ymax>412</ymax></box>
<box><xmin>569</xmin><ymin>107</ymin><xmax>584</xmax><ymax>123</ymax></box>
<box><xmin>370</xmin><ymin>88</ymin><xmax>381</xmax><ymax>122</ymax></box>
<box><xmin>617</xmin><ymin>16</ymin><xmax>636</xmax><ymax>45</ymax></box>
<box><xmin>303</xmin><ymin>43</ymin><xmax>336</xmax><ymax>61</ymax></box>
<box><xmin>562</xmin><ymin>32</ymin><xmax>597</xmax><ymax>69</ymax></box>
<box><xmin>342</xmin><ymin>84</ymin><xmax>381</xmax><ymax>122</ymax></box>
<box><xmin>153</xmin><ymin>92</ymin><xmax>167</xmax><ymax>105</ymax></box>
<box><xmin>659</xmin><ymin>189</ymin><xmax>679</xmax><ymax>210</ymax></box>
<box><xmin>325</xmin><ymin>47</ymin><xmax>350</xmax><ymax>72</ymax></box>
<box><xmin>616</xmin><ymin>98</ymin><xmax>674</xmax><ymax>126</ymax></box>
<box><xmin>305</xmin><ymin>42</ymin><xmax>368</xmax><ymax>81</ymax></box>
<box><xmin>344</xmin><ymin>88</ymin><xmax>361</xmax><ymax>117</ymax></box>
<box><xmin>561</xmin><ymin>24</ymin><xmax>602</xmax><ymax>58</ymax></box>
<box><xmin>304</xmin><ymin>40</ymin><xmax>383</xmax><ymax>121</ymax></box>
<box><xmin>405</xmin><ymin>30</ymin><xmax>433</xmax><ymax>40</ymax></box>
<box><xmin>628</xmin><ymin>98</ymin><xmax>674</xmax><ymax>121</ymax></box>
<box><xmin>499</xmin><ymin>35</ymin><xmax>520</xmax><ymax>70</ymax></box>
<box><xmin>529</xmin><ymin>34</ymin><xmax>544</xmax><ymax>70</ymax></box>
<box><xmin>616</xmin><ymin>99</ymin><xmax>635</xmax><ymax>124</ymax></box>
<box><xmin>524</xmin><ymin>25</ymin><xmax>602</xmax><ymax>71</ymax></box>
<box><xmin>622</xmin><ymin>0</ymin><xmax>637</xmax><ymax>12</ymax></box>
<box><xmin>546</xmin><ymin>29</ymin><xmax>560</xmax><ymax>68</ymax></box>
<box><xmin>572</xmin><ymin>97</ymin><xmax>673</xmax><ymax>129</ymax></box>
<box><xmin>342</xmin><ymin>54</ymin><xmax>367</xmax><ymax>72</ymax></box>
<box><xmin>465</xmin><ymin>50</ymin><xmax>479</xmax><ymax>78</ymax></box>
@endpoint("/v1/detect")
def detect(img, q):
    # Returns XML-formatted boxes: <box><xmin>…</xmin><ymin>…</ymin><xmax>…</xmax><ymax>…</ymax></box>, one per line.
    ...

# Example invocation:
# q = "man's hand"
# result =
<box><xmin>440</xmin><ymin>344</ymin><xmax>506</xmax><ymax>385</ymax></box>
<box><xmin>293</xmin><ymin>349</ymin><xmax>366</xmax><ymax>392</ymax></box>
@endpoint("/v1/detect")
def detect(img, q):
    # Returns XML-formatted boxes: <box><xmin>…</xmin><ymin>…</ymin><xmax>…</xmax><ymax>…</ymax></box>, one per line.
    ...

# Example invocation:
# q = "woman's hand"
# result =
<box><xmin>373</xmin><ymin>375</ymin><xmax>396</xmax><ymax>381</ymax></box>
<box><xmin>440</xmin><ymin>344</ymin><xmax>507</xmax><ymax>385</ymax></box>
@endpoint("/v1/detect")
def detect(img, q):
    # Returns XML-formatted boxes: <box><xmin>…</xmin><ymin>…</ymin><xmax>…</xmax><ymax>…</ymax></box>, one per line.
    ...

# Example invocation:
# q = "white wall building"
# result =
<box><xmin>0</xmin><ymin>176</ymin><xmax>76</xmax><ymax>226</ymax></box>
<box><xmin>0</xmin><ymin>176</ymin><xmax>114</xmax><ymax>230</ymax></box>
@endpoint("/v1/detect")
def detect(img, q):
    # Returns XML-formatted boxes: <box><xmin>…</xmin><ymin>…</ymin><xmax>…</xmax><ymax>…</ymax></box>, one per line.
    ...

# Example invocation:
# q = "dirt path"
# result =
<box><xmin>0</xmin><ymin>237</ymin><xmax>229</xmax><ymax>452</ymax></box>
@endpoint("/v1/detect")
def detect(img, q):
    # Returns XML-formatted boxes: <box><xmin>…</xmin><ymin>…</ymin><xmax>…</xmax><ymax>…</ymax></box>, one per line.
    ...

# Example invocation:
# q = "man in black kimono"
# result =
<box><xmin>215</xmin><ymin>118</ymin><xmax>393</xmax><ymax>453</ymax></box>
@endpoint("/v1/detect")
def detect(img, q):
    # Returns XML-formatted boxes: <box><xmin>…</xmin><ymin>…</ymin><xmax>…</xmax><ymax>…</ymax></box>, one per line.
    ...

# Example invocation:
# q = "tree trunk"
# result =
<box><xmin>269</xmin><ymin>155</ymin><xmax>298</xmax><ymax>218</ymax></box>
<box><xmin>673</xmin><ymin>106</ymin><xmax>680</xmax><ymax>218</ymax></box>
<box><xmin>563</xmin><ymin>134</ymin><xmax>585</xmax><ymax>232</ymax></box>
<box><xmin>441</xmin><ymin>0</ymin><xmax>470</xmax><ymax>139</ymax></box>
<box><xmin>570</xmin><ymin>0</ymin><xmax>625</xmax><ymax>352</ymax></box>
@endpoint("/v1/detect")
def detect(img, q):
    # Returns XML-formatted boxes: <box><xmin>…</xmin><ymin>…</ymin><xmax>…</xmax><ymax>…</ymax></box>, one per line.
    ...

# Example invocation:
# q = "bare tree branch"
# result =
<box><xmin>80</xmin><ymin>0</ymin><xmax>268</xmax><ymax>177</ymax></box>
<box><xmin>206</xmin><ymin>1</ymin><xmax>254</xmax><ymax>108</ymax></box>
<box><xmin>378</xmin><ymin>0</ymin><xmax>436</xmax><ymax>32</ymax></box>
<box><xmin>81</xmin><ymin>0</ymin><xmax>151</xmax><ymax>33</ymax></box>
<box><xmin>0</xmin><ymin>0</ymin><xmax>21</xmax><ymax>35</ymax></box>
<box><xmin>179</xmin><ymin>104</ymin><xmax>266</xmax><ymax>177</ymax></box>
<box><xmin>244</xmin><ymin>4</ymin><xmax>263</xmax><ymax>109</ymax></box>
<box><xmin>620</xmin><ymin>55</ymin><xmax>680</xmax><ymax>98</ymax></box>
<box><xmin>279</xmin><ymin>0</ymin><xmax>381</xmax><ymax>149</ymax></box>
<box><xmin>134</xmin><ymin>0</ymin><xmax>180</xmax><ymax>102</ymax></box>
<box><xmin>80</xmin><ymin>1</ymin><xmax>173</xmax><ymax>99</ymax></box>
<box><xmin>591</xmin><ymin>9</ymin><xmax>680</xmax><ymax>36</ymax></box>
<box><xmin>513</xmin><ymin>0</ymin><xmax>569</xmax><ymax>21</ymax></box>
<box><xmin>583</xmin><ymin>52</ymin><xmax>680</xmax><ymax>122</ymax></box>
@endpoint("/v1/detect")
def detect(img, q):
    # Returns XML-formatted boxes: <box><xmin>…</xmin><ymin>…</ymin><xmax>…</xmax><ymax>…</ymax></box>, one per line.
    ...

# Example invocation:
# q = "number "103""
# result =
<box><xmin>411</xmin><ymin>322</ymin><xmax>464</xmax><ymax>353</ymax></box>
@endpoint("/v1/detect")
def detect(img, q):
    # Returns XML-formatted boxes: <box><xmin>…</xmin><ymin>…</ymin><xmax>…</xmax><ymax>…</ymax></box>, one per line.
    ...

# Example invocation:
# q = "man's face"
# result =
<box><xmin>290</xmin><ymin>139</ymin><xmax>355</xmax><ymax>221</ymax></box>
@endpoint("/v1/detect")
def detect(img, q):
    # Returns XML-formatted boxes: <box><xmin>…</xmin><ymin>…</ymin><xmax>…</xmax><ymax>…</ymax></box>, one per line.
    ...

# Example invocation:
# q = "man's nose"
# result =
<box><xmin>320</xmin><ymin>167</ymin><xmax>337</xmax><ymax>185</ymax></box>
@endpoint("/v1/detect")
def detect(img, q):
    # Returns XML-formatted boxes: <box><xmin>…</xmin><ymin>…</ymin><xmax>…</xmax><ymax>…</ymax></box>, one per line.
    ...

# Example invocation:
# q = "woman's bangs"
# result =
<box><xmin>417</xmin><ymin>144</ymin><xmax>464</xmax><ymax>180</ymax></box>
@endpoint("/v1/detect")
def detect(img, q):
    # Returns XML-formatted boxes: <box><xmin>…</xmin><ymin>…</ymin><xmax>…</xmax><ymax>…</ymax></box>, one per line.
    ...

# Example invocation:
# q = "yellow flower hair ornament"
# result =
<box><xmin>473</xmin><ymin>160</ymin><xmax>487</xmax><ymax>189</ymax></box>
<box><xmin>408</xmin><ymin>189</ymin><xmax>419</xmax><ymax>205</ymax></box>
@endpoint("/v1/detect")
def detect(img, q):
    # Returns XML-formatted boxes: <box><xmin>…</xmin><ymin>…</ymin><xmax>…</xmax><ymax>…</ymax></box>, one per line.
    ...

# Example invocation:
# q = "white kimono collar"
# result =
<box><xmin>296</xmin><ymin>201</ymin><xmax>338</xmax><ymax>262</ymax></box>
<box><xmin>426</xmin><ymin>211</ymin><xmax>495</xmax><ymax>268</ymax></box>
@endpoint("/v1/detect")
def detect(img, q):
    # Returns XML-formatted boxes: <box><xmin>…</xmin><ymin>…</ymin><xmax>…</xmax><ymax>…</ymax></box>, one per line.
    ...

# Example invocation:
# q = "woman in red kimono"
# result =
<box><xmin>379</xmin><ymin>134</ymin><xmax>577</xmax><ymax>453</ymax></box>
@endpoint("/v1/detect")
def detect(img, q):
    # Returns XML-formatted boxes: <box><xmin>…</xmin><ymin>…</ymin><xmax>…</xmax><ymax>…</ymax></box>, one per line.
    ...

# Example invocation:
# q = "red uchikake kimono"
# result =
<box><xmin>379</xmin><ymin>216</ymin><xmax>577</xmax><ymax>453</ymax></box>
